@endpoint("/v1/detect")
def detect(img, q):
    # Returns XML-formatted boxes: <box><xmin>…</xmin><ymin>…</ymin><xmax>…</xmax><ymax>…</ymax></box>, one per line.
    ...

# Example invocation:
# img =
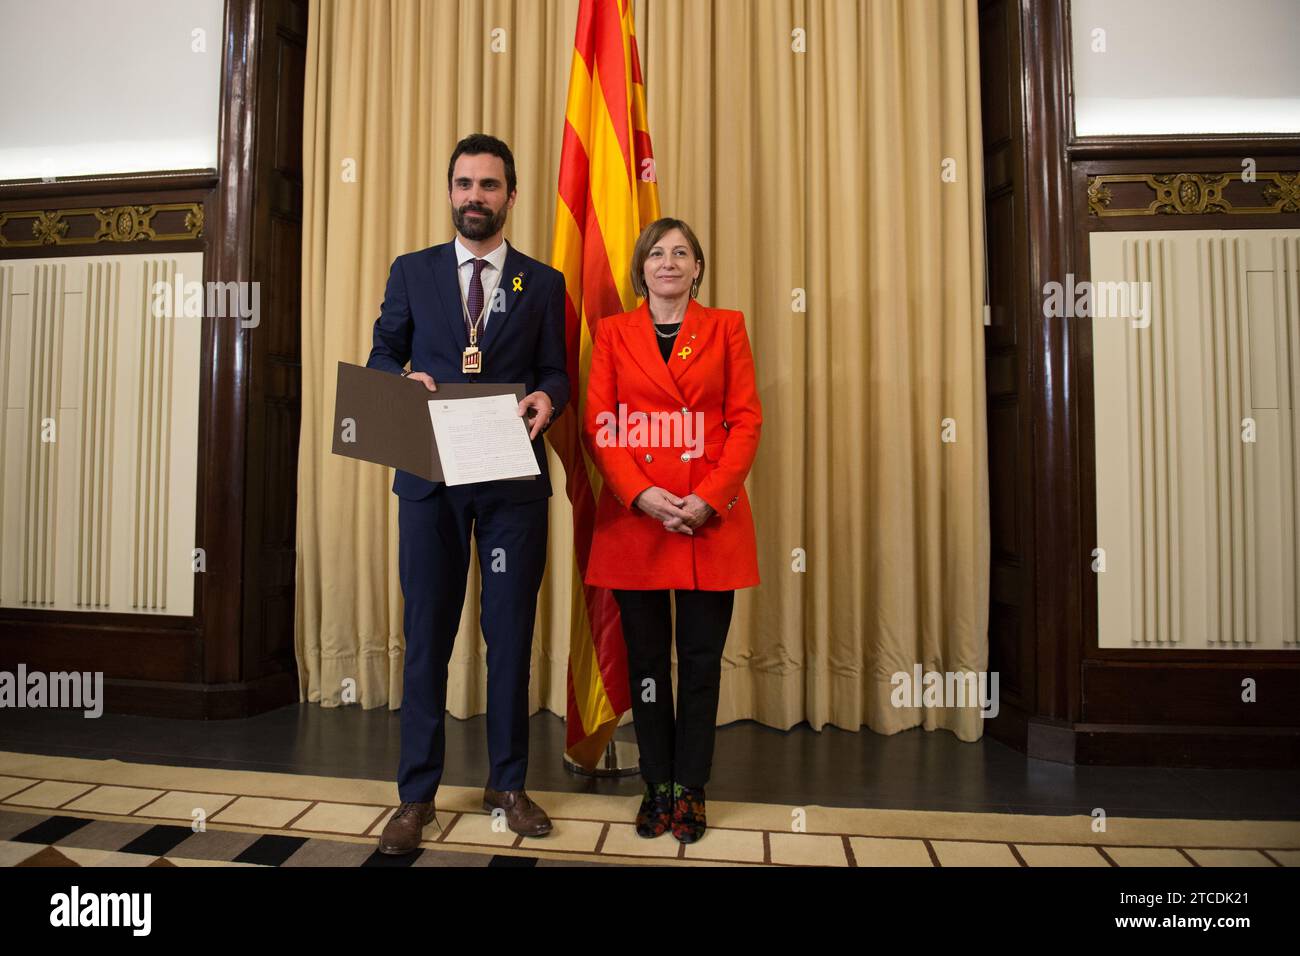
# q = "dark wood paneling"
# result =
<box><xmin>0</xmin><ymin>174</ymin><xmax>209</xmax><ymax>669</ymax></box>
<box><xmin>273</xmin><ymin>31</ymin><xmax>306</xmax><ymax>180</ymax></box>
<box><xmin>1071</xmin><ymin>155</ymin><xmax>1300</xmax><ymax>697</ymax></box>
<box><xmin>267</xmin><ymin>215</ymin><xmax>303</xmax><ymax>356</ymax></box>
<box><xmin>1070</xmin><ymin>153</ymin><xmax>1300</xmax><ymax>756</ymax></box>
<box><xmin>1077</xmin><ymin>158</ymin><xmax>1300</xmax><ymax>234</ymax></box>
<box><xmin>977</xmin><ymin>0</ymin><xmax>1300</xmax><ymax>767</ymax></box>
<box><xmin>0</xmin><ymin>171</ymin><xmax>213</xmax><ymax>261</ymax></box>
<box><xmin>0</xmin><ymin>169</ymin><xmax>218</xmax><ymax>201</ymax></box>
<box><xmin>1019</xmin><ymin>0</ymin><xmax>1082</xmax><ymax>727</ymax></box>
<box><xmin>986</xmin><ymin>403</ymin><xmax>1020</xmax><ymax>563</ymax></box>
<box><xmin>0</xmin><ymin>0</ymin><xmax>305</xmax><ymax>719</ymax></box>
<box><xmin>980</xmin><ymin>0</ymin><xmax>1040</xmax><ymax>739</ymax></box>
<box><xmin>99</xmin><ymin>671</ymin><xmax>298</xmax><ymax>720</ymax></box>
<box><xmin>1083</xmin><ymin>662</ymin><xmax>1300</xmax><ymax>726</ymax></box>
<box><xmin>989</xmin><ymin>598</ymin><xmax>1026</xmax><ymax>704</ymax></box>
<box><xmin>1073</xmin><ymin>725</ymin><xmax>1300</xmax><ymax>769</ymax></box>
<box><xmin>1069</xmin><ymin>134</ymin><xmax>1300</xmax><ymax>160</ymax></box>
<box><xmin>194</xmin><ymin>0</ymin><xmax>259</xmax><ymax>693</ymax></box>
<box><xmin>240</xmin><ymin>0</ymin><xmax>305</xmax><ymax>684</ymax></box>
<box><xmin>0</xmin><ymin>622</ymin><xmax>195</xmax><ymax>681</ymax></box>
<box><xmin>978</xmin><ymin>1</ymin><xmax>1011</xmax><ymax>150</ymax></box>
<box><xmin>985</xmin><ymin>189</ymin><xmax>1017</xmax><ymax>348</ymax></box>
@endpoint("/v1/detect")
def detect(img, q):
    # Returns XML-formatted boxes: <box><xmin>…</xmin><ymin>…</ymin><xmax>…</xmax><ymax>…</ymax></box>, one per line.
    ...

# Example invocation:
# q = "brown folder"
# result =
<box><xmin>331</xmin><ymin>361</ymin><xmax>527</xmax><ymax>482</ymax></box>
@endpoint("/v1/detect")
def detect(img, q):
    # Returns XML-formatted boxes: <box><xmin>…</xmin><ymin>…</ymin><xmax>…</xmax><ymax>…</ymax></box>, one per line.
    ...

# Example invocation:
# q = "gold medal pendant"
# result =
<box><xmin>459</xmin><ymin>271</ymin><xmax>488</xmax><ymax>375</ymax></box>
<box><xmin>462</xmin><ymin>345</ymin><xmax>481</xmax><ymax>374</ymax></box>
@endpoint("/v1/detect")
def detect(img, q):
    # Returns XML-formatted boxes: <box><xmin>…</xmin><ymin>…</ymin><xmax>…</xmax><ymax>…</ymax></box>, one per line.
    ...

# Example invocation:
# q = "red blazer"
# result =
<box><xmin>582</xmin><ymin>299</ymin><xmax>762</xmax><ymax>590</ymax></box>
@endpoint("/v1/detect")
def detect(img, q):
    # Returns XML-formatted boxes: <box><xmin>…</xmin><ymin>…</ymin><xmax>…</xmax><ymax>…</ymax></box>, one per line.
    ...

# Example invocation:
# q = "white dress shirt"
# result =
<box><xmin>454</xmin><ymin>235</ymin><xmax>508</xmax><ymax>332</ymax></box>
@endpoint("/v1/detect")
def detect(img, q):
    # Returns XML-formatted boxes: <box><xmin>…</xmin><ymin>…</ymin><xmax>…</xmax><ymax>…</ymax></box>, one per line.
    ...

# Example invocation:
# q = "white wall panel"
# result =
<box><xmin>0</xmin><ymin>254</ymin><xmax>202</xmax><ymax>615</ymax></box>
<box><xmin>1093</xmin><ymin>230</ymin><xmax>1300</xmax><ymax>648</ymax></box>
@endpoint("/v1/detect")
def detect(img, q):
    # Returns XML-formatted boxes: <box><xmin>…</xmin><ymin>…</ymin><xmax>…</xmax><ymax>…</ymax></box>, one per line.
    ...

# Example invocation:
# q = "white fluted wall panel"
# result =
<box><xmin>1093</xmin><ymin>231</ymin><xmax>1300</xmax><ymax>649</ymax></box>
<box><xmin>0</xmin><ymin>253</ymin><xmax>201</xmax><ymax>615</ymax></box>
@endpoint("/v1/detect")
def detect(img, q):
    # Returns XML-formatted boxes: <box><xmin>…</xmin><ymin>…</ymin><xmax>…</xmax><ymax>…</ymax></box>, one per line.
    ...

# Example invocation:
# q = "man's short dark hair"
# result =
<box><xmin>447</xmin><ymin>133</ymin><xmax>517</xmax><ymax>196</ymax></box>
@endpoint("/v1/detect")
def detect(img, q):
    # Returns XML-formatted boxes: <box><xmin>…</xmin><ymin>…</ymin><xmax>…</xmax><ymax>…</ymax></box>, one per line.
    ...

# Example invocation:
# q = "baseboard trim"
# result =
<box><xmin>99</xmin><ymin>672</ymin><xmax>299</xmax><ymax>719</ymax></box>
<box><xmin>1023</xmin><ymin>717</ymin><xmax>1300</xmax><ymax>768</ymax></box>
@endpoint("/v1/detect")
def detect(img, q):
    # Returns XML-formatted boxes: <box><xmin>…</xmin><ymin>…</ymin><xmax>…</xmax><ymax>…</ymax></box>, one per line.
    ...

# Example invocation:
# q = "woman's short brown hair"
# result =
<box><xmin>630</xmin><ymin>218</ymin><xmax>706</xmax><ymax>299</ymax></box>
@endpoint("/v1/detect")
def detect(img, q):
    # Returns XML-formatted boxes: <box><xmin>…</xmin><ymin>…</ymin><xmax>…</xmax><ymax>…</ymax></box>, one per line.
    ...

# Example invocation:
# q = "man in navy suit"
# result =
<box><xmin>368</xmin><ymin>134</ymin><xmax>569</xmax><ymax>854</ymax></box>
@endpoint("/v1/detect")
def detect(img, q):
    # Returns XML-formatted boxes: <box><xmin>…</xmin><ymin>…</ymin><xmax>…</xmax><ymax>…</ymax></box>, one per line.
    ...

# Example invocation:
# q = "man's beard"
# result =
<box><xmin>453</xmin><ymin>202</ymin><xmax>508</xmax><ymax>241</ymax></box>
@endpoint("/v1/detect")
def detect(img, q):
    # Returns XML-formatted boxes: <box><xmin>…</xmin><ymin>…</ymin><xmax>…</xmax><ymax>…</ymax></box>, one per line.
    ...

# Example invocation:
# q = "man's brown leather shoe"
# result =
<box><xmin>482</xmin><ymin>788</ymin><xmax>552</xmax><ymax>837</ymax></box>
<box><xmin>378</xmin><ymin>801</ymin><xmax>438</xmax><ymax>855</ymax></box>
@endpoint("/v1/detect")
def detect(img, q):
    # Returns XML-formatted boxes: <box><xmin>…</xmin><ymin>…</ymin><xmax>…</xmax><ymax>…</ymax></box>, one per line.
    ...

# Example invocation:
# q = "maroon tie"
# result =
<box><xmin>466</xmin><ymin>258</ymin><xmax>487</xmax><ymax>334</ymax></box>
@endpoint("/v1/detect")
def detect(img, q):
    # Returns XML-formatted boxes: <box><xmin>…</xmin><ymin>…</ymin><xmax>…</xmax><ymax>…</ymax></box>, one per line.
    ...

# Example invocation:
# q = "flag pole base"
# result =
<box><xmin>563</xmin><ymin>739</ymin><xmax>640</xmax><ymax>778</ymax></box>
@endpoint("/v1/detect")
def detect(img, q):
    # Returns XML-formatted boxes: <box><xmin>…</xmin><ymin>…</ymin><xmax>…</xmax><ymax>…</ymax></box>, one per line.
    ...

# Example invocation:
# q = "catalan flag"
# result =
<box><xmin>549</xmin><ymin>0</ymin><xmax>660</xmax><ymax>769</ymax></box>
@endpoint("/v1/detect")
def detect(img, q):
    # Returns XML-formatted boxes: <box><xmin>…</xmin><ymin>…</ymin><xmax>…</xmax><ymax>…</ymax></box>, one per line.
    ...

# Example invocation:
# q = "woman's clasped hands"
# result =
<box><xmin>633</xmin><ymin>487</ymin><xmax>715</xmax><ymax>535</ymax></box>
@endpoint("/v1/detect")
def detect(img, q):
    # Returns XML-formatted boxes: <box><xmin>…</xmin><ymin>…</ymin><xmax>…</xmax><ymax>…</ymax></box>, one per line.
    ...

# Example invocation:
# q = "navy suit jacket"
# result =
<box><xmin>366</xmin><ymin>240</ymin><xmax>570</xmax><ymax>502</ymax></box>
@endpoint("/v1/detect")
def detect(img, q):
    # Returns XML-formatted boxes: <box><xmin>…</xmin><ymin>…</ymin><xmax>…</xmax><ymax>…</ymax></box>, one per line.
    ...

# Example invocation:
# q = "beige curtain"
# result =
<box><xmin>297</xmin><ymin>0</ymin><xmax>990</xmax><ymax>742</ymax></box>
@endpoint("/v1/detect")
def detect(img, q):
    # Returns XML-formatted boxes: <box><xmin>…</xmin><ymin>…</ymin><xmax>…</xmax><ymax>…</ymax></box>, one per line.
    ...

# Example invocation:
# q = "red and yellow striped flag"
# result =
<box><xmin>549</xmin><ymin>0</ymin><xmax>660</xmax><ymax>769</ymax></box>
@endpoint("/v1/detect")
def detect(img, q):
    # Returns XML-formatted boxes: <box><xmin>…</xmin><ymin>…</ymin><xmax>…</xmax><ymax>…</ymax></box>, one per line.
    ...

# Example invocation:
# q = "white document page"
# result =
<box><xmin>426</xmin><ymin>393</ymin><xmax>542</xmax><ymax>486</ymax></box>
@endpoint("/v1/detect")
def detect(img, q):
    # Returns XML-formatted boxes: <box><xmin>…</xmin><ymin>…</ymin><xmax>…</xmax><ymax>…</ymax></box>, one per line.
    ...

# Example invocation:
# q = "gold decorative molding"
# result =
<box><xmin>1087</xmin><ymin>172</ymin><xmax>1300</xmax><ymax>218</ymax></box>
<box><xmin>31</xmin><ymin>210</ymin><xmax>68</xmax><ymax>244</ymax></box>
<box><xmin>100</xmin><ymin>206</ymin><xmax>152</xmax><ymax>242</ymax></box>
<box><xmin>0</xmin><ymin>202</ymin><xmax>204</xmax><ymax>248</ymax></box>
<box><xmin>1261</xmin><ymin>174</ymin><xmax>1300</xmax><ymax>211</ymax></box>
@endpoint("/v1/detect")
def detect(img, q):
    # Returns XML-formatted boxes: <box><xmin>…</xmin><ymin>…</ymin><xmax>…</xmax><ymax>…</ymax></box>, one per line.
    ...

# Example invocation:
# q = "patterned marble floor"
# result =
<box><xmin>2</xmin><ymin>751</ymin><xmax>1297</xmax><ymax>867</ymax></box>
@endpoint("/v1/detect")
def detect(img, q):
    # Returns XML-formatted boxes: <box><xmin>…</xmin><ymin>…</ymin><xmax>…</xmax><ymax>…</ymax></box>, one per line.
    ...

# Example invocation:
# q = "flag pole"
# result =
<box><xmin>563</xmin><ymin>739</ymin><xmax>640</xmax><ymax>777</ymax></box>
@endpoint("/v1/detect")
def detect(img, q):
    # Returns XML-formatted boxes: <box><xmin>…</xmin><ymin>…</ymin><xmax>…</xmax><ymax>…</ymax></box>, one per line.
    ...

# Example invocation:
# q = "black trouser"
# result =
<box><xmin>613</xmin><ymin>589</ymin><xmax>735</xmax><ymax>788</ymax></box>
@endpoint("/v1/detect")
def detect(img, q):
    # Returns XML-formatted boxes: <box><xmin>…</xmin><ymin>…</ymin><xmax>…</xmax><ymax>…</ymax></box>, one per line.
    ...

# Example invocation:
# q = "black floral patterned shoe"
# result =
<box><xmin>635</xmin><ymin>782</ymin><xmax>673</xmax><ymax>838</ymax></box>
<box><xmin>671</xmin><ymin>783</ymin><xmax>706</xmax><ymax>843</ymax></box>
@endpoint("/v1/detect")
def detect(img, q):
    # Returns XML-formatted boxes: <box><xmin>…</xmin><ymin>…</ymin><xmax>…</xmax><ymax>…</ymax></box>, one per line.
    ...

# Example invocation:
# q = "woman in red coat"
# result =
<box><xmin>583</xmin><ymin>218</ymin><xmax>761</xmax><ymax>843</ymax></box>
